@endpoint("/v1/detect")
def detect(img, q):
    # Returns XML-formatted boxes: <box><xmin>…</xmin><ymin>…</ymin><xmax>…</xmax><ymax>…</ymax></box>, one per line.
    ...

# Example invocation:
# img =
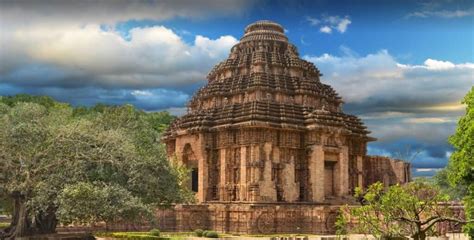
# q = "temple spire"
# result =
<box><xmin>240</xmin><ymin>20</ymin><xmax>288</xmax><ymax>42</ymax></box>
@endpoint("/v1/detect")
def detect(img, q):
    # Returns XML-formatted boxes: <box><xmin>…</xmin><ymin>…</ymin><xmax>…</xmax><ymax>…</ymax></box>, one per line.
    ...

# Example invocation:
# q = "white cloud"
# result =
<box><xmin>423</xmin><ymin>58</ymin><xmax>455</xmax><ymax>70</ymax></box>
<box><xmin>304</xmin><ymin>48</ymin><xmax>472</xmax><ymax>150</ymax></box>
<box><xmin>307</xmin><ymin>15</ymin><xmax>351</xmax><ymax>34</ymax></box>
<box><xmin>405</xmin><ymin>1</ymin><xmax>474</xmax><ymax>19</ymax></box>
<box><xmin>336</xmin><ymin>18</ymin><xmax>351</xmax><ymax>33</ymax></box>
<box><xmin>406</xmin><ymin>9</ymin><xmax>474</xmax><ymax>18</ymax></box>
<box><xmin>0</xmin><ymin>0</ymin><xmax>249</xmax><ymax>112</ymax></box>
<box><xmin>403</xmin><ymin>117</ymin><xmax>456</xmax><ymax>124</ymax></box>
<box><xmin>306</xmin><ymin>16</ymin><xmax>320</xmax><ymax>26</ymax></box>
<box><xmin>1</xmin><ymin>24</ymin><xmax>238</xmax><ymax>88</ymax></box>
<box><xmin>195</xmin><ymin>35</ymin><xmax>239</xmax><ymax>58</ymax></box>
<box><xmin>319</xmin><ymin>26</ymin><xmax>332</xmax><ymax>34</ymax></box>
<box><xmin>360</xmin><ymin>111</ymin><xmax>414</xmax><ymax>120</ymax></box>
<box><xmin>415</xmin><ymin>168</ymin><xmax>442</xmax><ymax>172</ymax></box>
<box><xmin>397</xmin><ymin>59</ymin><xmax>474</xmax><ymax>71</ymax></box>
<box><xmin>131</xmin><ymin>90</ymin><xmax>153</xmax><ymax>97</ymax></box>
<box><xmin>164</xmin><ymin>107</ymin><xmax>188</xmax><ymax>116</ymax></box>
<box><xmin>304</xmin><ymin>49</ymin><xmax>474</xmax><ymax>105</ymax></box>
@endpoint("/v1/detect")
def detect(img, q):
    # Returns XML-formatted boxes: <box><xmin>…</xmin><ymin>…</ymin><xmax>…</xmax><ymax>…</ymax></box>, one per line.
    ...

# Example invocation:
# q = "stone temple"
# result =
<box><xmin>161</xmin><ymin>20</ymin><xmax>410</xmax><ymax>234</ymax></box>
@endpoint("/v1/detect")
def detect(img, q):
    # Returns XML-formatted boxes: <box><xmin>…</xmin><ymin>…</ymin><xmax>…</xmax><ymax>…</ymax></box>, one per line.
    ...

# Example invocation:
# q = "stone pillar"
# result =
<box><xmin>282</xmin><ymin>161</ymin><xmax>298</xmax><ymax>202</ymax></box>
<box><xmin>197</xmin><ymin>148</ymin><xmax>208</xmax><ymax>203</ymax></box>
<box><xmin>251</xmin><ymin>144</ymin><xmax>260</xmax><ymax>183</ymax></box>
<box><xmin>219</xmin><ymin>148</ymin><xmax>227</xmax><ymax>201</ymax></box>
<box><xmin>240</xmin><ymin>146</ymin><xmax>247</xmax><ymax>201</ymax></box>
<box><xmin>337</xmin><ymin>146</ymin><xmax>349</xmax><ymax>196</ymax></box>
<box><xmin>308</xmin><ymin>144</ymin><xmax>324</xmax><ymax>202</ymax></box>
<box><xmin>248</xmin><ymin>144</ymin><xmax>260</xmax><ymax>201</ymax></box>
<box><xmin>259</xmin><ymin>142</ymin><xmax>276</xmax><ymax>201</ymax></box>
<box><xmin>195</xmin><ymin>134</ymin><xmax>208</xmax><ymax>203</ymax></box>
<box><xmin>357</xmin><ymin>155</ymin><xmax>363</xmax><ymax>190</ymax></box>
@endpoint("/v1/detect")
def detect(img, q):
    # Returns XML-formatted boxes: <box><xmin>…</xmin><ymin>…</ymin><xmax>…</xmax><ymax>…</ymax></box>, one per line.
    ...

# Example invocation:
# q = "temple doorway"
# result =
<box><xmin>182</xmin><ymin>143</ymin><xmax>199</xmax><ymax>192</ymax></box>
<box><xmin>191</xmin><ymin>168</ymin><xmax>199</xmax><ymax>192</ymax></box>
<box><xmin>324</xmin><ymin>161</ymin><xmax>335</xmax><ymax>197</ymax></box>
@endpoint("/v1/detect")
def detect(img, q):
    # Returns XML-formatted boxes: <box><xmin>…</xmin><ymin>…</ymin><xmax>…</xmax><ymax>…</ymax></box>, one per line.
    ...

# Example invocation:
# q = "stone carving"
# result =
<box><xmin>286</xmin><ymin>211</ymin><xmax>305</xmax><ymax>233</ymax></box>
<box><xmin>256</xmin><ymin>212</ymin><xmax>275</xmax><ymax>234</ymax></box>
<box><xmin>187</xmin><ymin>211</ymin><xmax>208</xmax><ymax>230</ymax></box>
<box><xmin>325</xmin><ymin>211</ymin><xmax>339</xmax><ymax>232</ymax></box>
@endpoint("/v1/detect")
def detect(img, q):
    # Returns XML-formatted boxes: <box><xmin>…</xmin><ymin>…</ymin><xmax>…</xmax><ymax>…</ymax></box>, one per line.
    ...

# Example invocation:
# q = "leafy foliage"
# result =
<box><xmin>57</xmin><ymin>182</ymin><xmax>151</xmax><ymax>225</ymax></box>
<box><xmin>0</xmin><ymin>94</ymin><xmax>56</xmax><ymax>108</ymax></box>
<box><xmin>0</xmin><ymin>95</ymin><xmax>191</xmax><ymax>238</ymax></box>
<box><xmin>194</xmin><ymin>229</ymin><xmax>204</xmax><ymax>237</ymax></box>
<box><xmin>447</xmin><ymin>86</ymin><xmax>474</xmax><ymax>235</ymax></box>
<box><xmin>433</xmin><ymin>169</ymin><xmax>468</xmax><ymax>201</ymax></box>
<box><xmin>338</xmin><ymin>182</ymin><xmax>466</xmax><ymax>240</ymax></box>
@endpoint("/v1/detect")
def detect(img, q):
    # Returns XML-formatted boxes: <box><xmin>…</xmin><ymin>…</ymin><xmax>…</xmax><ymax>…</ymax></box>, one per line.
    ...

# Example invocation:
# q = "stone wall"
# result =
<box><xmin>363</xmin><ymin>155</ymin><xmax>411</xmax><ymax>189</ymax></box>
<box><xmin>154</xmin><ymin>202</ymin><xmax>465</xmax><ymax>235</ymax></box>
<box><xmin>157</xmin><ymin>203</ymin><xmax>342</xmax><ymax>234</ymax></box>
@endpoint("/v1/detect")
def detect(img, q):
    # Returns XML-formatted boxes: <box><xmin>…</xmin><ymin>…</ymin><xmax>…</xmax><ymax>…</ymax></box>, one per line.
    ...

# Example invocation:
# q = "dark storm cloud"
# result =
<box><xmin>368</xmin><ymin>138</ymin><xmax>452</xmax><ymax>169</ymax></box>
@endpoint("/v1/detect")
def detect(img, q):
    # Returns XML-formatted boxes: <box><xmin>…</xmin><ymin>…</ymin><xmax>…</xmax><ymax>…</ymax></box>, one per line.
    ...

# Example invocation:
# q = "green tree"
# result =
<box><xmin>0</xmin><ymin>96</ymin><xmax>191</xmax><ymax>239</ymax></box>
<box><xmin>447</xmin><ymin>86</ymin><xmax>474</xmax><ymax>235</ymax></box>
<box><xmin>338</xmin><ymin>182</ymin><xmax>468</xmax><ymax>240</ymax></box>
<box><xmin>57</xmin><ymin>182</ymin><xmax>151</xmax><ymax>226</ymax></box>
<box><xmin>433</xmin><ymin>168</ymin><xmax>468</xmax><ymax>201</ymax></box>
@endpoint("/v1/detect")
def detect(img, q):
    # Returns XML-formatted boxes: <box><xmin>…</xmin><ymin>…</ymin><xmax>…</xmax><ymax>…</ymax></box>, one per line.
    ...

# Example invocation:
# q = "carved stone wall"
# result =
<box><xmin>169</xmin><ymin>203</ymin><xmax>343</xmax><ymax>234</ymax></box>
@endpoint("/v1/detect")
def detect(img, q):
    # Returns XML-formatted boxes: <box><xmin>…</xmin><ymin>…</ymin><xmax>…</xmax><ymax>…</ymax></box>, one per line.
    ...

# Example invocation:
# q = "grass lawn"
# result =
<box><xmin>94</xmin><ymin>231</ymin><xmax>321</xmax><ymax>239</ymax></box>
<box><xmin>95</xmin><ymin>231</ymin><xmax>213</xmax><ymax>240</ymax></box>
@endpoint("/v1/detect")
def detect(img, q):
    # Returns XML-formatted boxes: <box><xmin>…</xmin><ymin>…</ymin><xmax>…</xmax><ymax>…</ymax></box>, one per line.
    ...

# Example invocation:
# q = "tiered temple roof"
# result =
<box><xmin>163</xmin><ymin>20</ymin><xmax>372</xmax><ymax>141</ymax></box>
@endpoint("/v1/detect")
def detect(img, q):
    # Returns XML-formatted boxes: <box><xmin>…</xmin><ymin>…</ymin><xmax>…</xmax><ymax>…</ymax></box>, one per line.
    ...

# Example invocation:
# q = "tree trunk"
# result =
<box><xmin>1</xmin><ymin>194</ymin><xmax>32</xmax><ymax>240</ymax></box>
<box><xmin>34</xmin><ymin>208</ymin><xmax>57</xmax><ymax>235</ymax></box>
<box><xmin>413</xmin><ymin>231</ymin><xmax>426</xmax><ymax>240</ymax></box>
<box><xmin>0</xmin><ymin>196</ymin><xmax>19</xmax><ymax>239</ymax></box>
<box><xmin>12</xmin><ymin>196</ymin><xmax>33</xmax><ymax>238</ymax></box>
<box><xmin>1</xmin><ymin>194</ymin><xmax>57</xmax><ymax>240</ymax></box>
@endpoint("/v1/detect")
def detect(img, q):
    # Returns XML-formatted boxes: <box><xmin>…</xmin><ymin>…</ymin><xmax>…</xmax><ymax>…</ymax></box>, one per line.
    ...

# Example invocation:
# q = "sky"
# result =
<box><xmin>0</xmin><ymin>0</ymin><xmax>473</xmax><ymax>177</ymax></box>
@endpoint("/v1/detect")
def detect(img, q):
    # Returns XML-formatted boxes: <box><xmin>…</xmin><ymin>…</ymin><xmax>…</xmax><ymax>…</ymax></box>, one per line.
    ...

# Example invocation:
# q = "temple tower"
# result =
<box><xmin>163</xmin><ymin>20</ymin><xmax>405</xmax><ymax>205</ymax></box>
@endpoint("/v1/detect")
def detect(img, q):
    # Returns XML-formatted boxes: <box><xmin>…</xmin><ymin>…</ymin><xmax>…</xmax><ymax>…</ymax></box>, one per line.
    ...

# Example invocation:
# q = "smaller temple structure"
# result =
<box><xmin>160</xmin><ymin>20</ymin><xmax>410</xmax><ymax>234</ymax></box>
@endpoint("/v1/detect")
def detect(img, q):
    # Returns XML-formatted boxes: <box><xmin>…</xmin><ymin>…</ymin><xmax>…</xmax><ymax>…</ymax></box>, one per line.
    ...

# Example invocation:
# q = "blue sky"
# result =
<box><xmin>0</xmin><ymin>0</ymin><xmax>473</xmax><ymax>177</ymax></box>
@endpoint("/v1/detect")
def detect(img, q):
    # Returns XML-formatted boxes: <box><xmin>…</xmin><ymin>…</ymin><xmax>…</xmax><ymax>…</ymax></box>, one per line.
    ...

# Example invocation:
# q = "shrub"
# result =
<box><xmin>149</xmin><ymin>229</ymin><xmax>160</xmax><ymax>237</ymax></box>
<box><xmin>194</xmin><ymin>229</ymin><xmax>204</xmax><ymax>237</ymax></box>
<box><xmin>204</xmin><ymin>231</ymin><xmax>218</xmax><ymax>238</ymax></box>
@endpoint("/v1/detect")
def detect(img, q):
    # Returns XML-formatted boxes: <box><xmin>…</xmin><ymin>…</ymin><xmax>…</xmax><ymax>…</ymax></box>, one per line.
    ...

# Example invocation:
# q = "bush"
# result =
<box><xmin>149</xmin><ymin>229</ymin><xmax>160</xmax><ymax>237</ymax></box>
<box><xmin>203</xmin><ymin>231</ymin><xmax>218</xmax><ymax>238</ymax></box>
<box><xmin>194</xmin><ymin>229</ymin><xmax>204</xmax><ymax>237</ymax></box>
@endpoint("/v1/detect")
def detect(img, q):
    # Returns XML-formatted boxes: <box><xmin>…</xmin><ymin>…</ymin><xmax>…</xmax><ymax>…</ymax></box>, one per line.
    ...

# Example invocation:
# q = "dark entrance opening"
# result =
<box><xmin>191</xmin><ymin>168</ymin><xmax>199</xmax><ymax>192</ymax></box>
<box><xmin>324</xmin><ymin>161</ymin><xmax>335</xmax><ymax>197</ymax></box>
